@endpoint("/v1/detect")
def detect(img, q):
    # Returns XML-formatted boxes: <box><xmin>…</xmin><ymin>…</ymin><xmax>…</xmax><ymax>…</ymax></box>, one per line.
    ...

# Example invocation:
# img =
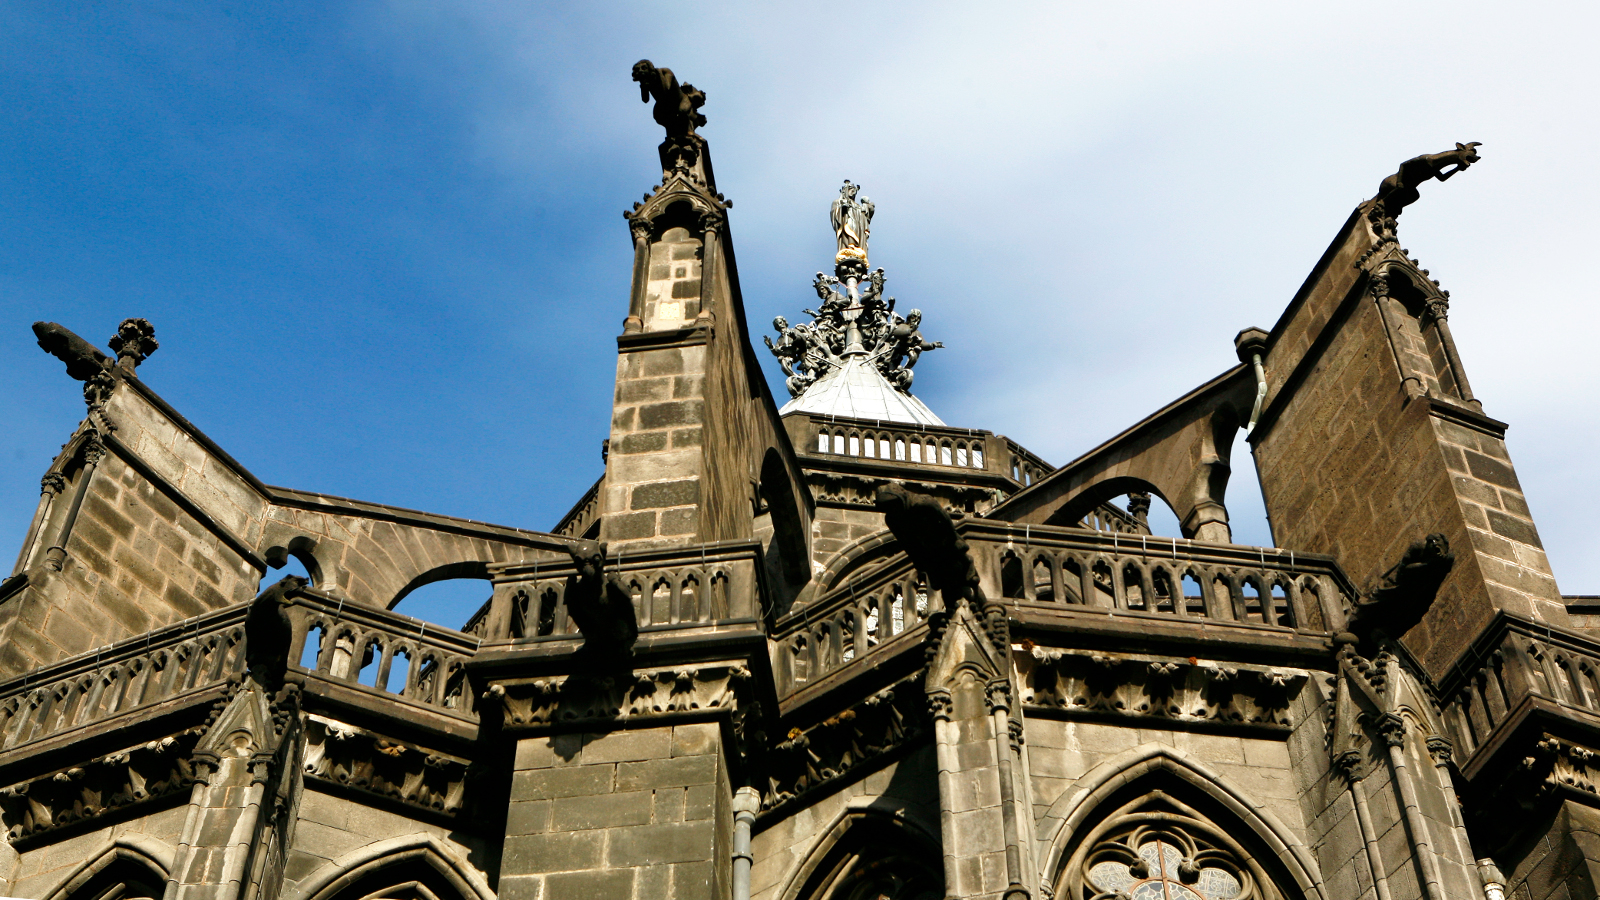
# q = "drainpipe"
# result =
<box><xmin>1233</xmin><ymin>328</ymin><xmax>1270</xmax><ymax>438</ymax></box>
<box><xmin>731</xmin><ymin>786</ymin><xmax>761</xmax><ymax>900</ymax></box>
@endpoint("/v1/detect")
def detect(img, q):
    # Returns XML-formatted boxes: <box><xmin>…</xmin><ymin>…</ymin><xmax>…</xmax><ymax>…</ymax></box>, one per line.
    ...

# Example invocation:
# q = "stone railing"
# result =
<box><xmin>1440</xmin><ymin>614</ymin><xmax>1600</xmax><ymax>764</ymax></box>
<box><xmin>0</xmin><ymin>605</ymin><xmax>247</xmax><ymax>754</ymax></box>
<box><xmin>552</xmin><ymin>476</ymin><xmax>602</xmax><ymax>539</ymax></box>
<box><xmin>809</xmin><ymin>419</ymin><xmax>990</xmax><ymax>471</ymax></box>
<box><xmin>1003</xmin><ymin>437</ymin><xmax>1052</xmax><ymax>488</ymax></box>
<box><xmin>774</xmin><ymin>519</ymin><xmax>1351</xmax><ymax>696</ymax></box>
<box><xmin>0</xmin><ymin>589</ymin><xmax>498</xmax><ymax>753</ymax></box>
<box><xmin>288</xmin><ymin>591</ymin><xmax>481</xmax><ymax>720</ymax></box>
<box><xmin>469</xmin><ymin>540</ymin><xmax>763</xmax><ymax>642</ymax></box>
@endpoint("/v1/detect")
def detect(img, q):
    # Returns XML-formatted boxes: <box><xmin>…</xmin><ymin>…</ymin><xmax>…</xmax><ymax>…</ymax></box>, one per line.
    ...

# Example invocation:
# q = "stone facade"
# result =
<box><xmin>0</xmin><ymin>67</ymin><xmax>1593</xmax><ymax>900</ymax></box>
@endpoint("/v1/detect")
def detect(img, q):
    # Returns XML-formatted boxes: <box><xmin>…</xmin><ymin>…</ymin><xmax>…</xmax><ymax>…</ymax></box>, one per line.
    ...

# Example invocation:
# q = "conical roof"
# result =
<box><xmin>778</xmin><ymin>354</ymin><xmax>945</xmax><ymax>426</ymax></box>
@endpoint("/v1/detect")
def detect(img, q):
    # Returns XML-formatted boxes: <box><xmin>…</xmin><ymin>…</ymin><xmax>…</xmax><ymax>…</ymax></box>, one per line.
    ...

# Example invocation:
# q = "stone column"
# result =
<box><xmin>623</xmin><ymin>217</ymin><xmax>652</xmax><ymax>335</ymax></box>
<box><xmin>1423</xmin><ymin>297</ymin><xmax>1478</xmax><ymax>408</ymax></box>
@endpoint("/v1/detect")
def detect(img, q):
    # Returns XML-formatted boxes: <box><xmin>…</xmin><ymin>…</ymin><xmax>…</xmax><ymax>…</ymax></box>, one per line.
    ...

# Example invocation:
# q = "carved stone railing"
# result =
<box><xmin>288</xmin><ymin>591</ymin><xmax>481</xmax><ymax>720</ymax></box>
<box><xmin>1004</xmin><ymin>437</ymin><xmax>1052</xmax><ymax>488</ymax></box>
<box><xmin>807</xmin><ymin>417</ymin><xmax>991</xmax><ymax>472</ymax></box>
<box><xmin>0</xmin><ymin>606</ymin><xmax>247</xmax><ymax>755</ymax></box>
<box><xmin>470</xmin><ymin>540</ymin><xmax>763</xmax><ymax>642</ymax></box>
<box><xmin>1439</xmin><ymin>614</ymin><xmax>1600</xmax><ymax>767</ymax></box>
<box><xmin>552</xmin><ymin>476</ymin><xmax>602</xmax><ymax>539</ymax></box>
<box><xmin>774</xmin><ymin>519</ymin><xmax>1351</xmax><ymax>697</ymax></box>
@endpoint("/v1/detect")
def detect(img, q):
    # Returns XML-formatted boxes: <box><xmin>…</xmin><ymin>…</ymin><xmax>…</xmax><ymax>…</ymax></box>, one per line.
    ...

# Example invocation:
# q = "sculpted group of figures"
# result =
<box><xmin>764</xmin><ymin>274</ymin><xmax>942</xmax><ymax>397</ymax></box>
<box><xmin>765</xmin><ymin>181</ymin><xmax>943</xmax><ymax>398</ymax></box>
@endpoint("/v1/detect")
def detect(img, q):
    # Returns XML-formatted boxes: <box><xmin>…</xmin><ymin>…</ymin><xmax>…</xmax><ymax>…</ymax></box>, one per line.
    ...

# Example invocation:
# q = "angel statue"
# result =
<box><xmin>879</xmin><ymin>309</ymin><xmax>943</xmax><ymax>392</ymax></box>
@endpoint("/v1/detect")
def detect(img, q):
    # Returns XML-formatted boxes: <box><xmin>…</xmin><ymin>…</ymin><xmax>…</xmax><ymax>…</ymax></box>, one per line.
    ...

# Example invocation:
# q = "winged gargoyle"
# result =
<box><xmin>1345</xmin><ymin>532</ymin><xmax>1455</xmax><ymax>644</ymax></box>
<box><xmin>564</xmin><ymin>540</ymin><xmax>640</xmax><ymax>657</ymax></box>
<box><xmin>631</xmin><ymin>59</ymin><xmax>707</xmax><ymax>140</ymax></box>
<box><xmin>874</xmin><ymin>483</ymin><xmax>983</xmax><ymax>611</ymax></box>
<box><xmin>1374</xmin><ymin>142</ymin><xmax>1482</xmax><ymax>219</ymax></box>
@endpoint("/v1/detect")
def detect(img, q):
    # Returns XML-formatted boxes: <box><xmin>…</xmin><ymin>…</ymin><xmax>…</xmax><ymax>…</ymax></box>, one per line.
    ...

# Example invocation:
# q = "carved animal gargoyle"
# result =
<box><xmin>563</xmin><ymin>540</ymin><xmax>640</xmax><ymax>658</ymax></box>
<box><xmin>32</xmin><ymin>321</ymin><xmax>111</xmax><ymax>382</ymax></box>
<box><xmin>1374</xmin><ymin>142</ymin><xmax>1482</xmax><ymax>219</ymax></box>
<box><xmin>874</xmin><ymin>483</ymin><xmax>983</xmax><ymax>611</ymax></box>
<box><xmin>631</xmin><ymin>59</ymin><xmax>707</xmax><ymax>140</ymax></box>
<box><xmin>246</xmin><ymin>574</ymin><xmax>306</xmax><ymax>692</ymax></box>
<box><xmin>1345</xmin><ymin>532</ymin><xmax>1455</xmax><ymax>643</ymax></box>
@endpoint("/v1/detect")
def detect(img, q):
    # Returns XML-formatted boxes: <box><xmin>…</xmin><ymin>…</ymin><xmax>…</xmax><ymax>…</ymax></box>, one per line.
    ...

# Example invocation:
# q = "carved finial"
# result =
<box><xmin>108</xmin><ymin>318</ymin><xmax>158</xmax><ymax>372</ymax></box>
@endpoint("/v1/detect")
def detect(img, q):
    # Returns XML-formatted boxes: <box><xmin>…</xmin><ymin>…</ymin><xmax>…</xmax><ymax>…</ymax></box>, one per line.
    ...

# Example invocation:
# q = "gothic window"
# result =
<box><xmin>793</xmin><ymin>816</ymin><xmax>942</xmax><ymax>900</ymax></box>
<box><xmin>1061</xmin><ymin>794</ymin><xmax>1286</xmax><ymax>900</ymax></box>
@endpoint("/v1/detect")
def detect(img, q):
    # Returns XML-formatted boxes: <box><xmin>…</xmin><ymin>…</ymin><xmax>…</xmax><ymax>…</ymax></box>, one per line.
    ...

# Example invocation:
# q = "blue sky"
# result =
<box><xmin>3</xmin><ymin>3</ymin><xmax>1596</xmax><ymax>624</ymax></box>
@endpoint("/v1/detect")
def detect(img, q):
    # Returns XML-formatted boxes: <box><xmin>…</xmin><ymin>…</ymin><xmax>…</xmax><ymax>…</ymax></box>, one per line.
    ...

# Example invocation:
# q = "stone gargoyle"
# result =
<box><xmin>874</xmin><ymin>482</ymin><xmax>982</xmax><ymax>611</ymax></box>
<box><xmin>32</xmin><ymin>321</ymin><xmax>111</xmax><ymax>382</ymax></box>
<box><xmin>1374</xmin><ymin>142</ymin><xmax>1482</xmax><ymax>218</ymax></box>
<box><xmin>631</xmin><ymin>59</ymin><xmax>706</xmax><ymax>140</ymax></box>
<box><xmin>246</xmin><ymin>574</ymin><xmax>306</xmax><ymax>691</ymax></box>
<box><xmin>564</xmin><ymin>540</ymin><xmax>640</xmax><ymax>657</ymax></box>
<box><xmin>1345</xmin><ymin>532</ymin><xmax>1455</xmax><ymax>643</ymax></box>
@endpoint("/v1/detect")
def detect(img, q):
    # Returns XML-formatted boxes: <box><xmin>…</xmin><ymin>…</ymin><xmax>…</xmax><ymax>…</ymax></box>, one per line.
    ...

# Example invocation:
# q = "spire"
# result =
<box><xmin>765</xmin><ymin>181</ymin><xmax>945</xmax><ymax>424</ymax></box>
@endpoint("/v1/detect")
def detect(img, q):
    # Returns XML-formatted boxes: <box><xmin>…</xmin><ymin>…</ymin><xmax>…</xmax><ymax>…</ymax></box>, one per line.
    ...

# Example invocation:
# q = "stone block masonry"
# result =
<box><xmin>602</xmin><ymin>344</ymin><xmax>711</xmax><ymax>551</ymax></box>
<box><xmin>501</xmin><ymin>723</ymin><xmax>731</xmax><ymax>900</ymax></box>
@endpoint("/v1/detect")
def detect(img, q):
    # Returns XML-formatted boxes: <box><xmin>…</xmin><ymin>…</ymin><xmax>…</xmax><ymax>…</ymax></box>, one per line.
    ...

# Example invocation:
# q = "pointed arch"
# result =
<box><xmin>282</xmin><ymin>833</ymin><xmax>494</xmax><ymax>900</ymax></box>
<box><xmin>776</xmin><ymin>805</ymin><xmax>942</xmax><ymax>900</ymax></box>
<box><xmin>41</xmin><ymin>836</ymin><xmax>174</xmax><ymax>900</ymax></box>
<box><xmin>1037</xmin><ymin>743</ymin><xmax>1325</xmax><ymax>900</ymax></box>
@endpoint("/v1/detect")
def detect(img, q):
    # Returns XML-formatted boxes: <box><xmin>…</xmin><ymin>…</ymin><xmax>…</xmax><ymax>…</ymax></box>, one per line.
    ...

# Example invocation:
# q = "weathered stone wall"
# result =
<box><xmin>2</xmin><ymin>805</ymin><xmax>188</xmax><ymax>899</ymax></box>
<box><xmin>0</xmin><ymin>445</ymin><xmax>260</xmax><ymax>675</ymax></box>
<box><xmin>501</xmin><ymin>724</ymin><xmax>731</xmax><ymax>900</ymax></box>
<box><xmin>282</xmin><ymin>788</ymin><xmax>489</xmax><ymax>900</ymax></box>
<box><xmin>748</xmin><ymin>747</ymin><xmax>940</xmax><ymax>900</ymax></box>
<box><xmin>602</xmin><ymin>341</ymin><xmax>711</xmax><ymax>550</ymax></box>
<box><xmin>1251</xmin><ymin>217</ymin><xmax>1564</xmax><ymax>676</ymax></box>
<box><xmin>1502</xmin><ymin>800</ymin><xmax>1600</xmax><ymax>900</ymax></box>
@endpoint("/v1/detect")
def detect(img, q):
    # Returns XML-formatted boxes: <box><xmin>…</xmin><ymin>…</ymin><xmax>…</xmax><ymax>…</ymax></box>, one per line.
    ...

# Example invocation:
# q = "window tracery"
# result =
<box><xmin>1061</xmin><ymin>793</ymin><xmax>1286</xmax><ymax>900</ymax></box>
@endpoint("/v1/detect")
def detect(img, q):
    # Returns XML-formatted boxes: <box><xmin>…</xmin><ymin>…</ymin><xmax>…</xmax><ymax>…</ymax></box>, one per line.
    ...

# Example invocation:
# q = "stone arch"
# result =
<box><xmin>791</xmin><ymin>530</ymin><xmax>904</xmax><ymax>608</ymax></box>
<box><xmin>264</xmin><ymin>534</ymin><xmax>324</xmax><ymax>585</ymax></box>
<box><xmin>992</xmin><ymin>368</ymin><xmax>1253</xmax><ymax>544</ymax></box>
<box><xmin>760</xmin><ymin>447</ymin><xmax>812</xmax><ymax>585</ymax></box>
<box><xmin>283</xmin><ymin>833</ymin><xmax>494</xmax><ymax>900</ymax></box>
<box><xmin>41</xmin><ymin>835</ymin><xmax>174</xmax><ymax>900</ymax></box>
<box><xmin>1043</xmin><ymin>476</ymin><xmax>1178</xmax><ymax>536</ymax></box>
<box><xmin>776</xmin><ymin>805</ymin><xmax>943</xmax><ymax>900</ymax></box>
<box><xmin>1037</xmin><ymin>743</ymin><xmax>1324</xmax><ymax>900</ymax></box>
<box><xmin>389</xmin><ymin>560</ymin><xmax>492</xmax><ymax>610</ymax></box>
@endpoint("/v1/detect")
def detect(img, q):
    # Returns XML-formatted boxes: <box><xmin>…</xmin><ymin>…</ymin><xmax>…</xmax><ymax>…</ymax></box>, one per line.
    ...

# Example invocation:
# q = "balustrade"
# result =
<box><xmin>474</xmin><ymin>542</ymin><xmax>761</xmax><ymax>642</ymax></box>
<box><xmin>287</xmin><ymin>592</ymin><xmax>480</xmax><ymax>719</ymax></box>
<box><xmin>553</xmin><ymin>477</ymin><xmax>601</xmax><ymax>539</ymax></box>
<box><xmin>773</xmin><ymin>521</ymin><xmax>1352</xmax><ymax>696</ymax></box>
<box><xmin>0</xmin><ymin>606</ymin><xmax>247</xmax><ymax>753</ymax></box>
<box><xmin>812</xmin><ymin>421</ymin><xmax>987</xmax><ymax>471</ymax></box>
<box><xmin>1441</xmin><ymin>616</ymin><xmax>1600</xmax><ymax>763</ymax></box>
